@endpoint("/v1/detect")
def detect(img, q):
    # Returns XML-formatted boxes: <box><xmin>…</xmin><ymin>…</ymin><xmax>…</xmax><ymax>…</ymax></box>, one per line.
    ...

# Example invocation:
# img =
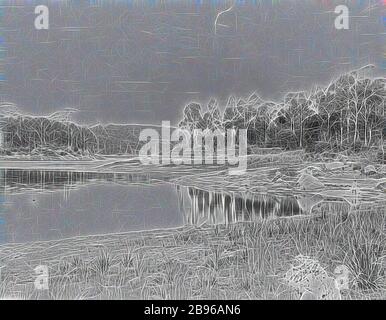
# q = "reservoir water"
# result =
<box><xmin>0</xmin><ymin>168</ymin><xmax>353</xmax><ymax>243</ymax></box>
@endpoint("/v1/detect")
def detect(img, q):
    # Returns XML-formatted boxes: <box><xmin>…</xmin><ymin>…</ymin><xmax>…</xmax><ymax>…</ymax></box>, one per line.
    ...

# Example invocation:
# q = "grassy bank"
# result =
<box><xmin>0</xmin><ymin>207</ymin><xmax>385</xmax><ymax>300</ymax></box>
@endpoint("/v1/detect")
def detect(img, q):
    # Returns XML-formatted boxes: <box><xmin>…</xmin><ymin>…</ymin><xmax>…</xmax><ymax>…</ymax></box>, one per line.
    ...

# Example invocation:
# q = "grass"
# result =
<box><xmin>0</xmin><ymin>208</ymin><xmax>385</xmax><ymax>300</ymax></box>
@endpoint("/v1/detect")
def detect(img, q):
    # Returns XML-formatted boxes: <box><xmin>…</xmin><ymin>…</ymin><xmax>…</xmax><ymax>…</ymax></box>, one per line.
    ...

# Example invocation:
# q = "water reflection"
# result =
<box><xmin>177</xmin><ymin>186</ymin><xmax>351</xmax><ymax>226</ymax></box>
<box><xmin>0</xmin><ymin>169</ymin><xmax>152</xmax><ymax>194</ymax></box>
<box><xmin>0</xmin><ymin>169</ymin><xmax>180</xmax><ymax>243</ymax></box>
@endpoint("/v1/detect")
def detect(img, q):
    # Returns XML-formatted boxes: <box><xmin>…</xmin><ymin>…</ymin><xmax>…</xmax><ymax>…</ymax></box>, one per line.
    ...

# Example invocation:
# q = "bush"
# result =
<box><xmin>351</xmin><ymin>141</ymin><xmax>364</xmax><ymax>153</ymax></box>
<box><xmin>376</xmin><ymin>149</ymin><xmax>385</xmax><ymax>164</ymax></box>
<box><xmin>276</xmin><ymin>130</ymin><xmax>298</xmax><ymax>150</ymax></box>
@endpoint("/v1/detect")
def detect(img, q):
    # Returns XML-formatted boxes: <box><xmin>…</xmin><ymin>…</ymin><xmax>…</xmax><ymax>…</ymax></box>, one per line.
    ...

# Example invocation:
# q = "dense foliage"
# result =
<box><xmin>179</xmin><ymin>66</ymin><xmax>386</xmax><ymax>153</ymax></box>
<box><xmin>0</xmin><ymin>105</ymin><xmax>159</xmax><ymax>155</ymax></box>
<box><xmin>0</xmin><ymin>106</ymin><xmax>98</xmax><ymax>153</ymax></box>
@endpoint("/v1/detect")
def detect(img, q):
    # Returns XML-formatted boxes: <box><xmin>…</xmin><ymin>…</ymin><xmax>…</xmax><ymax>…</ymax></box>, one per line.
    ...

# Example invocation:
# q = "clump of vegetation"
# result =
<box><xmin>0</xmin><ymin>104</ymin><xmax>160</xmax><ymax>157</ymax></box>
<box><xmin>0</xmin><ymin>105</ymin><xmax>98</xmax><ymax>158</ymax></box>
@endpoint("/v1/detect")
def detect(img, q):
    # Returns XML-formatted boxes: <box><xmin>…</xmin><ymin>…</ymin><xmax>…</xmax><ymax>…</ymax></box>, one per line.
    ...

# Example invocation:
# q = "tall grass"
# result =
<box><xmin>1</xmin><ymin>208</ymin><xmax>385</xmax><ymax>300</ymax></box>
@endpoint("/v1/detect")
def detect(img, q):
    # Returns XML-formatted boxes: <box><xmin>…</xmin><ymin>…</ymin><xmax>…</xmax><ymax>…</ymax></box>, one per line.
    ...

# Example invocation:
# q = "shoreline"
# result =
<box><xmin>0</xmin><ymin>211</ymin><xmax>385</xmax><ymax>300</ymax></box>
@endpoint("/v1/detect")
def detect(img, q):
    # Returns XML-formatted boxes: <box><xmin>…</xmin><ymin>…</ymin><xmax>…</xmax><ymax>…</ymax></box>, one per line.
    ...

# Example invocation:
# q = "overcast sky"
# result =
<box><xmin>0</xmin><ymin>0</ymin><xmax>385</xmax><ymax>124</ymax></box>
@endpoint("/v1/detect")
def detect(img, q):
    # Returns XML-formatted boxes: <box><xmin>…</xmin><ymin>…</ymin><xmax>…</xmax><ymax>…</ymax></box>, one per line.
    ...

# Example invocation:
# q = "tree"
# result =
<box><xmin>283</xmin><ymin>91</ymin><xmax>316</xmax><ymax>148</ymax></box>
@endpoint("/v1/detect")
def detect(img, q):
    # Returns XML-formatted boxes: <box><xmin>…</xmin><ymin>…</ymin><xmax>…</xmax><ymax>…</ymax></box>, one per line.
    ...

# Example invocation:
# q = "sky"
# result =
<box><xmin>0</xmin><ymin>0</ymin><xmax>385</xmax><ymax>125</ymax></box>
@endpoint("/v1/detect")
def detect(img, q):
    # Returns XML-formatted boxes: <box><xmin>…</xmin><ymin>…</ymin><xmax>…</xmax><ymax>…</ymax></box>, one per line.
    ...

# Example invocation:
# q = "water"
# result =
<box><xmin>0</xmin><ymin>168</ymin><xmax>351</xmax><ymax>244</ymax></box>
<box><xmin>0</xmin><ymin>169</ymin><xmax>182</xmax><ymax>243</ymax></box>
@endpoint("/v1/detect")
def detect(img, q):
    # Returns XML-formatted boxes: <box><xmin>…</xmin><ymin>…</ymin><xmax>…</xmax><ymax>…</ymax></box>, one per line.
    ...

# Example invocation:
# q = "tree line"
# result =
<box><xmin>1</xmin><ymin>66</ymin><xmax>385</xmax><ymax>156</ymax></box>
<box><xmin>179</xmin><ymin>65</ymin><xmax>386</xmax><ymax>153</ymax></box>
